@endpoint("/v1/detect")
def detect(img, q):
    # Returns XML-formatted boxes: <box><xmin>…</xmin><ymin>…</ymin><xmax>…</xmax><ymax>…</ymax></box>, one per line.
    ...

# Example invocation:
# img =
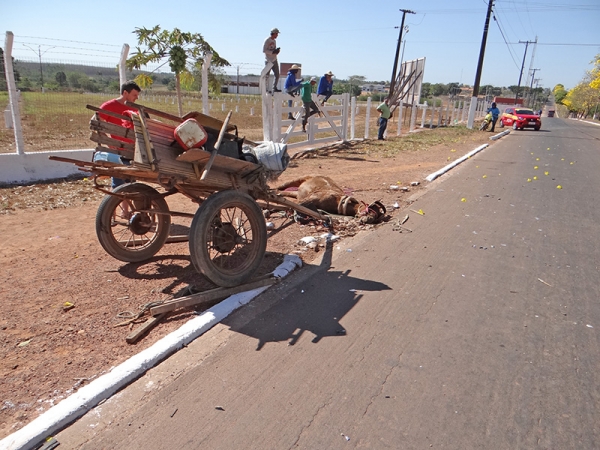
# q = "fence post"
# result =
<box><xmin>341</xmin><ymin>93</ymin><xmax>349</xmax><ymax>141</ymax></box>
<box><xmin>350</xmin><ymin>96</ymin><xmax>356</xmax><ymax>140</ymax></box>
<box><xmin>118</xmin><ymin>44</ymin><xmax>130</xmax><ymax>86</ymax></box>
<box><xmin>421</xmin><ymin>103</ymin><xmax>427</xmax><ymax>128</ymax></box>
<box><xmin>273</xmin><ymin>94</ymin><xmax>282</xmax><ymax>142</ymax></box>
<box><xmin>396</xmin><ymin>103</ymin><xmax>403</xmax><ymax>136</ymax></box>
<box><xmin>260</xmin><ymin>62</ymin><xmax>274</xmax><ymax>141</ymax></box>
<box><xmin>364</xmin><ymin>97</ymin><xmax>372</xmax><ymax>139</ymax></box>
<box><xmin>4</xmin><ymin>32</ymin><xmax>25</xmax><ymax>155</ymax></box>
<box><xmin>429</xmin><ymin>106</ymin><xmax>434</xmax><ymax>128</ymax></box>
<box><xmin>410</xmin><ymin>104</ymin><xmax>418</xmax><ymax>132</ymax></box>
<box><xmin>202</xmin><ymin>53</ymin><xmax>212</xmax><ymax>115</ymax></box>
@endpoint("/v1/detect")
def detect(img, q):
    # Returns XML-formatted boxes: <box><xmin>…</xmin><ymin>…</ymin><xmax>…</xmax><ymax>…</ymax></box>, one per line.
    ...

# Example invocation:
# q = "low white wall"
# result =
<box><xmin>0</xmin><ymin>149</ymin><xmax>95</xmax><ymax>185</ymax></box>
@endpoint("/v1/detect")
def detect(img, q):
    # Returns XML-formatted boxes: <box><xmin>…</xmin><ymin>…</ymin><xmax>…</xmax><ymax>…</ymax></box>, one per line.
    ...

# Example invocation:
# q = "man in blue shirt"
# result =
<box><xmin>284</xmin><ymin>64</ymin><xmax>302</xmax><ymax>120</ymax></box>
<box><xmin>317</xmin><ymin>71</ymin><xmax>334</xmax><ymax>106</ymax></box>
<box><xmin>487</xmin><ymin>102</ymin><xmax>500</xmax><ymax>132</ymax></box>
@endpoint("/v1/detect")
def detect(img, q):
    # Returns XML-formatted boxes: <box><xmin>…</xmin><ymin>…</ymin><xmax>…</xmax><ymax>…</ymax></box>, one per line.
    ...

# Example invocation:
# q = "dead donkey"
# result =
<box><xmin>274</xmin><ymin>176</ymin><xmax>386</xmax><ymax>223</ymax></box>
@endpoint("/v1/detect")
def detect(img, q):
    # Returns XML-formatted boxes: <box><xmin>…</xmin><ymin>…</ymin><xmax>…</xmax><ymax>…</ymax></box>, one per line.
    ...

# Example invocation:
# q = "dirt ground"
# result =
<box><xmin>0</xmin><ymin>127</ymin><xmax>494</xmax><ymax>439</ymax></box>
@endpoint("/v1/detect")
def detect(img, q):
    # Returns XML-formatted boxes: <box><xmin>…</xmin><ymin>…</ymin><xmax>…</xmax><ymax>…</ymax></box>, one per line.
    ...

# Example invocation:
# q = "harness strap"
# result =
<box><xmin>337</xmin><ymin>195</ymin><xmax>358</xmax><ymax>215</ymax></box>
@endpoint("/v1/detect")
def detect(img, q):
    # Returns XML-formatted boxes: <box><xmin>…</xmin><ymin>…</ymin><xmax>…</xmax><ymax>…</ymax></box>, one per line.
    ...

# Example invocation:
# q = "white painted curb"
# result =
<box><xmin>425</xmin><ymin>143</ymin><xmax>489</xmax><ymax>182</ymax></box>
<box><xmin>0</xmin><ymin>255</ymin><xmax>303</xmax><ymax>450</ymax></box>
<box><xmin>490</xmin><ymin>129</ymin><xmax>511</xmax><ymax>140</ymax></box>
<box><xmin>424</xmin><ymin>128</ymin><xmax>512</xmax><ymax>183</ymax></box>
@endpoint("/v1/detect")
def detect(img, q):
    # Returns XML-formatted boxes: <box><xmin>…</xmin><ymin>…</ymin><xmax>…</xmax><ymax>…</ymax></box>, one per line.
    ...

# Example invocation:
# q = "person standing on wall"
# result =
<box><xmin>487</xmin><ymin>102</ymin><xmax>500</xmax><ymax>132</ymax></box>
<box><xmin>317</xmin><ymin>71</ymin><xmax>334</xmax><ymax>106</ymax></box>
<box><xmin>97</xmin><ymin>80</ymin><xmax>141</xmax><ymax>189</ymax></box>
<box><xmin>284</xmin><ymin>64</ymin><xmax>302</xmax><ymax>120</ymax></box>
<box><xmin>376</xmin><ymin>97</ymin><xmax>391</xmax><ymax>140</ymax></box>
<box><xmin>263</xmin><ymin>28</ymin><xmax>281</xmax><ymax>93</ymax></box>
<box><xmin>300</xmin><ymin>77</ymin><xmax>319</xmax><ymax>132</ymax></box>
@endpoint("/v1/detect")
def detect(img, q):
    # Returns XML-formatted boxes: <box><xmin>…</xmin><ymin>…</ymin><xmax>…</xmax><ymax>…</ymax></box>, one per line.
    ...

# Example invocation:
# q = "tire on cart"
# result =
<box><xmin>189</xmin><ymin>190</ymin><xmax>267</xmax><ymax>288</ymax></box>
<box><xmin>95</xmin><ymin>183</ymin><xmax>171</xmax><ymax>262</ymax></box>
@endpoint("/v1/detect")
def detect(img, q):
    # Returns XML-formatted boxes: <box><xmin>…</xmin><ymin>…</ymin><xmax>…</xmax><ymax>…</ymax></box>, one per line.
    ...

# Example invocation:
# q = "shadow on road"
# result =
<box><xmin>223</xmin><ymin>242</ymin><xmax>392</xmax><ymax>350</ymax></box>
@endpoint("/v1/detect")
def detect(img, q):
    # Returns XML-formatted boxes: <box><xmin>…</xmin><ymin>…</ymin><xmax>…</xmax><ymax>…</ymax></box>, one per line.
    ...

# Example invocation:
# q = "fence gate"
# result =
<box><xmin>259</xmin><ymin>66</ymin><xmax>349</xmax><ymax>149</ymax></box>
<box><xmin>273</xmin><ymin>93</ymin><xmax>350</xmax><ymax>150</ymax></box>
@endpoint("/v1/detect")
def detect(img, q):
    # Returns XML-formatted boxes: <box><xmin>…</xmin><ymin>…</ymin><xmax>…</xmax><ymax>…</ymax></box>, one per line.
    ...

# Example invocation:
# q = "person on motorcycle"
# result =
<box><xmin>487</xmin><ymin>102</ymin><xmax>500</xmax><ymax>132</ymax></box>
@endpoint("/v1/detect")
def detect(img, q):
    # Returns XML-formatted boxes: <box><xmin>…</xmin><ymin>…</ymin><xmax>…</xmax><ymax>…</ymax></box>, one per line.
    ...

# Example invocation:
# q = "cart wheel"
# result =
<box><xmin>96</xmin><ymin>183</ymin><xmax>171</xmax><ymax>262</ymax></box>
<box><xmin>189</xmin><ymin>190</ymin><xmax>267</xmax><ymax>287</ymax></box>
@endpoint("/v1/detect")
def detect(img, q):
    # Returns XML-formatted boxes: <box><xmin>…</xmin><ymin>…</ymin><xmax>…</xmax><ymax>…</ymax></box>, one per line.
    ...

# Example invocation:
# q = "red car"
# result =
<box><xmin>500</xmin><ymin>107</ymin><xmax>541</xmax><ymax>130</ymax></box>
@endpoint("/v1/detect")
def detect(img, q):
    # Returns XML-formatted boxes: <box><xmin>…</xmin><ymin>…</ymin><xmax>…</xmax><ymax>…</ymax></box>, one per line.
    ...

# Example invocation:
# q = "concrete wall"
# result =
<box><xmin>0</xmin><ymin>149</ymin><xmax>95</xmax><ymax>185</ymax></box>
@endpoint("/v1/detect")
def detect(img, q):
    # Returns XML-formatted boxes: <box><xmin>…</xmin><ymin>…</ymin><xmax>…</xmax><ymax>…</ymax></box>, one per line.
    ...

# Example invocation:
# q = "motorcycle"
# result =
<box><xmin>479</xmin><ymin>112</ymin><xmax>493</xmax><ymax>131</ymax></box>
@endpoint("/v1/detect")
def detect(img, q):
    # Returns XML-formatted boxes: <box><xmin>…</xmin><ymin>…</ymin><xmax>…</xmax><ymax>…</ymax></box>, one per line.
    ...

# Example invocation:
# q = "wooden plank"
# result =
<box><xmin>126</xmin><ymin>313</ymin><xmax>168</xmax><ymax>344</ymax></box>
<box><xmin>182</xmin><ymin>110</ymin><xmax>237</xmax><ymax>133</ymax></box>
<box><xmin>90</xmin><ymin>119</ymin><xmax>135</xmax><ymax>140</ymax></box>
<box><xmin>149</xmin><ymin>276</ymin><xmax>277</xmax><ymax>315</ymax></box>
<box><xmin>265</xmin><ymin>192</ymin><xmax>330</xmax><ymax>221</ymax></box>
<box><xmin>86</xmin><ymin>104</ymin><xmax>133</xmax><ymax>122</ymax></box>
<box><xmin>176</xmin><ymin>149</ymin><xmax>259</xmax><ymax>174</ymax></box>
<box><xmin>89</xmin><ymin>132</ymin><xmax>135</xmax><ymax>152</ymax></box>
<box><xmin>165</xmin><ymin>235</ymin><xmax>189</xmax><ymax>244</ymax></box>
<box><xmin>126</xmin><ymin>102</ymin><xmax>183</xmax><ymax>124</ymax></box>
<box><xmin>201</xmin><ymin>111</ymin><xmax>233</xmax><ymax>181</ymax></box>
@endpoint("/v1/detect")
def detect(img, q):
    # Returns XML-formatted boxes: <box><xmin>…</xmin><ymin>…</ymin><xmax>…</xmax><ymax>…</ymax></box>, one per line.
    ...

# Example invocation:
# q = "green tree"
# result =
<box><xmin>430</xmin><ymin>83</ymin><xmax>446</xmax><ymax>96</ymax></box>
<box><xmin>55</xmin><ymin>71</ymin><xmax>67</xmax><ymax>87</ymax></box>
<box><xmin>421</xmin><ymin>82</ymin><xmax>431</xmax><ymax>98</ymax></box>
<box><xmin>553</xmin><ymin>84</ymin><xmax>568</xmax><ymax>104</ymax></box>
<box><xmin>127</xmin><ymin>25</ymin><xmax>230</xmax><ymax>116</ymax></box>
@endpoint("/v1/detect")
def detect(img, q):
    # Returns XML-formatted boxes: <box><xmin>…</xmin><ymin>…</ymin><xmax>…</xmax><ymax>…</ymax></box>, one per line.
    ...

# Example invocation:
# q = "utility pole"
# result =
<box><xmin>23</xmin><ymin>44</ymin><xmax>54</xmax><ymax>92</ymax></box>
<box><xmin>467</xmin><ymin>0</ymin><xmax>494</xmax><ymax>129</ymax></box>
<box><xmin>528</xmin><ymin>68</ymin><xmax>540</xmax><ymax>107</ymax></box>
<box><xmin>515</xmin><ymin>40</ymin><xmax>536</xmax><ymax>104</ymax></box>
<box><xmin>389</xmin><ymin>8</ymin><xmax>415</xmax><ymax>100</ymax></box>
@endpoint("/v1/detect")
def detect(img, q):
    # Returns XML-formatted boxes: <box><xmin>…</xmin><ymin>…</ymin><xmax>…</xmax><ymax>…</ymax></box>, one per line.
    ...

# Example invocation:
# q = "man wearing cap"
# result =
<box><xmin>263</xmin><ymin>28</ymin><xmax>281</xmax><ymax>93</ymax></box>
<box><xmin>317</xmin><ymin>71</ymin><xmax>335</xmax><ymax>106</ymax></box>
<box><xmin>284</xmin><ymin>64</ymin><xmax>302</xmax><ymax>120</ymax></box>
<box><xmin>300</xmin><ymin>77</ymin><xmax>319</xmax><ymax>132</ymax></box>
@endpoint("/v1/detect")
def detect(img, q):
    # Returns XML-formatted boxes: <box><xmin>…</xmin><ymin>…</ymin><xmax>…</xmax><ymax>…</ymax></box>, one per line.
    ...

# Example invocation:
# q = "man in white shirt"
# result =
<box><xmin>263</xmin><ymin>28</ymin><xmax>281</xmax><ymax>93</ymax></box>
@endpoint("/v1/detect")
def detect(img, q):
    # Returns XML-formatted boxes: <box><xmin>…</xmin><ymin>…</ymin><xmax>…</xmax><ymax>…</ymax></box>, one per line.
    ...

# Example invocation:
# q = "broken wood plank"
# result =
<box><xmin>201</xmin><ymin>110</ymin><xmax>232</xmax><ymax>181</ymax></box>
<box><xmin>149</xmin><ymin>276</ymin><xmax>277</xmax><ymax>316</ymax></box>
<box><xmin>126</xmin><ymin>313</ymin><xmax>168</xmax><ymax>344</ymax></box>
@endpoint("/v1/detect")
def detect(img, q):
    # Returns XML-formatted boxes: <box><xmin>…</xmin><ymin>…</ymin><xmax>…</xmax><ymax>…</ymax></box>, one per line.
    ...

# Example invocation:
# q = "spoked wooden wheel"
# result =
<box><xmin>95</xmin><ymin>183</ymin><xmax>171</xmax><ymax>262</ymax></box>
<box><xmin>189</xmin><ymin>190</ymin><xmax>267</xmax><ymax>287</ymax></box>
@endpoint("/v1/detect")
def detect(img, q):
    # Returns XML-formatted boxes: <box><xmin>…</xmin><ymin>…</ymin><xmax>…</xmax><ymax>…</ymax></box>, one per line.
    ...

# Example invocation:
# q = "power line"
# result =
<box><xmin>17</xmin><ymin>35</ymin><xmax>121</xmax><ymax>47</ymax></box>
<box><xmin>15</xmin><ymin>41</ymin><xmax>118</xmax><ymax>54</ymax></box>
<box><xmin>492</xmin><ymin>13</ymin><xmax>521</xmax><ymax>70</ymax></box>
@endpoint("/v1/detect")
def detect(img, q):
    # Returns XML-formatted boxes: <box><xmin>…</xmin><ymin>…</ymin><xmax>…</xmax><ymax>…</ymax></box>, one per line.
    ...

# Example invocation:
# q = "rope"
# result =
<box><xmin>114</xmin><ymin>300</ymin><xmax>165</xmax><ymax>327</ymax></box>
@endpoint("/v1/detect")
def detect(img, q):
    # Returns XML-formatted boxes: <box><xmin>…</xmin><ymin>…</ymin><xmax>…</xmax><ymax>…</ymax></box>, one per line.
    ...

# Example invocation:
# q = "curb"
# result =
<box><xmin>0</xmin><ymin>255</ymin><xmax>303</xmax><ymax>450</ymax></box>
<box><xmin>425</xmin><ymin>143</ymin><xmax>488</xmax><ymax>182</ymax></box>
<box><xmin>425</xmin><ymin>130</ymin><xmax>510</xmax><ymax>182</ymax></box>
<box><xmin>490</xmin><ymin>129</ymin><xmax>511</xmax><ymax>140</ymax></box>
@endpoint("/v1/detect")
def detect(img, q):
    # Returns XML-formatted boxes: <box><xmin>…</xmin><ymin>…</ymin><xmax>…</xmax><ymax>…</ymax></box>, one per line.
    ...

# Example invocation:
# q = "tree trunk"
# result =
<box><xmin>175</xmin><ymin>72</ymin><xmax>183</xmax><ymax>117</ymax></box>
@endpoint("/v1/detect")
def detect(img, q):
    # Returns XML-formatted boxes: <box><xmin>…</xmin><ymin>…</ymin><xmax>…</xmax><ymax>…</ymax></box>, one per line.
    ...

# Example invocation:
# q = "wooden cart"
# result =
<box><xmin>50</xmin><ymin>103</ymin><xmax>329</xmax><ymax>288</ymax></box>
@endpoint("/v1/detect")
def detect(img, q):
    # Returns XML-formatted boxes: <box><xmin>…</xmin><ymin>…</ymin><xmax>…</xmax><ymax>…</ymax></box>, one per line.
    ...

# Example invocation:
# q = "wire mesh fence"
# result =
<box><xmin>2</xmin><ymin>38</ymin><xmax>472</xmax><ymax>154</ymax></box>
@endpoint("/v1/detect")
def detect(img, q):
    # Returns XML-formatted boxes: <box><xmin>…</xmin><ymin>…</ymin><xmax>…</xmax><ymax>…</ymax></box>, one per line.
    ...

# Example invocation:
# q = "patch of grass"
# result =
<box><xmin>358</xmin><ymin>126</ymin><xmax>480</xmax><ymax>158</ymax></box>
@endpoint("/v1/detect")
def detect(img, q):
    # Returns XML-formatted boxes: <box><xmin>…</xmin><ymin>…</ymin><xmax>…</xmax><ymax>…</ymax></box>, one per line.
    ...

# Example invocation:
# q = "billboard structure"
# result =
<box><xmin>388</xmin><ymin>57</ymin><xmax>426</xmax><ymax>113</ymax></box>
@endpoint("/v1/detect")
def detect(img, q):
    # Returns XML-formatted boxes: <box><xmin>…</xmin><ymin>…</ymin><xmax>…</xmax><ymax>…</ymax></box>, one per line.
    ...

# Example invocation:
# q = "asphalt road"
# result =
<box><xmin>57</xmin><ymin>117</ymin><xmax>600</xmax><ymax>449</ymax></box>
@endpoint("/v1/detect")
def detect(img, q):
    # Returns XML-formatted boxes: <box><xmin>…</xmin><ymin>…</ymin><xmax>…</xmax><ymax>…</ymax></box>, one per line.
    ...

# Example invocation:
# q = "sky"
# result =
<box><xmin>2</xmin><ymin>0</ymin><xmax>599</xmax><ymax>91</ymax></box>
